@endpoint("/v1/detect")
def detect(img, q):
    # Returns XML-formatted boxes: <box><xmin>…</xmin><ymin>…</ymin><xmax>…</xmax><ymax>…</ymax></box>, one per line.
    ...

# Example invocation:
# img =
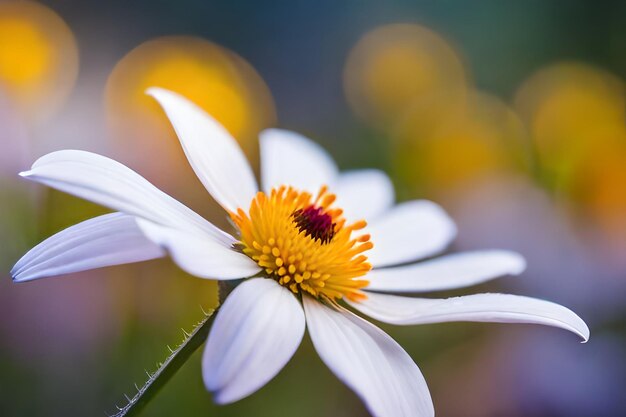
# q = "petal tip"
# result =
<box><xmin>258</xmin><ymin>128</ymin><xmax>285</xmax><ymax>147</ymax></box>
<box><xmin>578</xmin><ymin>324</ymin><xmax>591</xmax><ymax>344</ymax></box>
<box><xmin>448</xmin><ymin>220</ymin><xmax>459</xmax><ymax>239</ymax></box>
<box><xmin>10</xmin><ymin>260</ymin><xmax>27</xmax><ymax>282</ymax></box>
<box><xmin>204</xmin><ymin>378</ymin><xmax>239</xmax><ymax>405</ymax></box>
<box><xmin>145</xmin><ymin>86</ymin><xmax>168</xmax><ymax>98</ymax></box>
<box><xmin>424</xmin><ymin>200</ymin><xmax>458</xmax><ymax>238</ymax></box>
<box><xmin>10</xmin><ymin>269</ymin><xmax>34</xmax><ymax>283</ymax></box>
<box><xmin>554</xmin><ymin>304</ymin><xmax>590</xmax><ymax>343</ymax></box>
<box><xmin>258</xmin><ymin>127</ymin><xmax>282</xmax><ymax>139</ymax></box>
<box><xmin>507</xmin><ymin>251</ymin><xmax>527</xmax><ymax>275</ymax></box>
<box><xmin>212</xmin><ymin>389</ymin><xmax>241</xmax><ymax>406</ymax></box>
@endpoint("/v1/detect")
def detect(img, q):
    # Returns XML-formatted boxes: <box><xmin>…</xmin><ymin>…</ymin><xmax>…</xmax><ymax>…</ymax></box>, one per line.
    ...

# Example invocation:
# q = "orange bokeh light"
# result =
<box><xmin>0</xmin><ymin>0</ymin><xmax>78</xmax><ymax>121</ymax></box>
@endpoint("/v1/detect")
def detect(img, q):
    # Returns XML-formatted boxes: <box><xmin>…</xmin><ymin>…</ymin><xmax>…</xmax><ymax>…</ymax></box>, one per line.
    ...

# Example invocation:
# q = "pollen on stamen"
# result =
<box><xmin>230</xmin><ymin>185</ymin><xmax>373</xmax><ymax>301</ymax></box>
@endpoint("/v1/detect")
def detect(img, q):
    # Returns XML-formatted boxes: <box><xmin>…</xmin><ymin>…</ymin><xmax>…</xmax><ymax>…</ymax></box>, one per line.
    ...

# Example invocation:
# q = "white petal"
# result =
<box><xmin>136</xmin><ymin>219</ymin><xmax>260</xmax><ymax>280</ymax></box>
<box><xmin>333</xmin><ymin>169</ymin><xmax>395</xmax><ymax>222</ymax></box>
<box><xmin>20</xmin><ymin>150</ymin><xmax>233</xmax><ymax>246</ymax></box>
<box><xmin>349</xmin><ymin>292</ymin><xmax>589</xmax><ymax>342</ymax></box>
<box><xmin>366</xmin><ymin>250</ymin><xmax>526</xmax><ymax>292</ymax></box>
<box><xmin>367</xmin><ymin>200</ymin><xmax>457</xmax><ymax>268</ymax></box>
<box><xmin>259</xmin><ymin>128</ymin><xmax>338</xmax><ymax>194</ymax></box>
<box><xmin>11</xmin><ymin>213</ymin><xmax>164</xmax><ymax>282</ymax></box>
<box><xmin>303</xmin><ymin>297</ymin><xmax>434</xmax><ymax>417</ymax></box>
<box><xmin>203</xmin><ymin>278</ymin><xmax>305</xmax><ymax>403</ymax></box>
<box><xmin>148</xmin><ymin>88</ymin><xmax>258</xmax><ymax>213</ymax></box>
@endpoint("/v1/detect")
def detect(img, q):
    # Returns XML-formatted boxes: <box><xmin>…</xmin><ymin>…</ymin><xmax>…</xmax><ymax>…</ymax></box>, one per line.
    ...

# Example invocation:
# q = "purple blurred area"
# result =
<box><xmin>1</xmin><ymin>1</ymin><xmax>625</xmax><ymax>416</ymax></box>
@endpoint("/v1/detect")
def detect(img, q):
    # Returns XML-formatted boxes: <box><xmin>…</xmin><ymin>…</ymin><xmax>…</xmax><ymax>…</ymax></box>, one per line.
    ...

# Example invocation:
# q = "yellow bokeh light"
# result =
<box><xmin>105</xmin><ymin>36</ymin><xmax>276</xmax><ymax>191</ymax></box>
<box><xmin>566</xmin><ymin>130</ymin><xmax>626</xmax><ymax>243</ymax></box>
<box><xmin>514</xmin><ymin>63</ymin><xmax>626</xmax><ymax>182</ymax></box>
<box><xmin>344</xmin><ymin>23</ymin><xmax>467</xmax><ymax>129</ymax></box>
<box><xmin>515</xmin><ymin>62</ymin><xmax>626</xmax><ymax>244</ymax></box>
<box><xmin>0</xmin><ymin>0</ymin><xmax>78</xmax><ymax>121</ymax></box>
<box><xmin>140</xmin><ymin>57</ymin><xmax>249</xmax><ymax>138</ymax></box>
<box><xmin>0</xmin><ymin>19</ymin><xmax>50</xmax><ymax>85</ymax></box>
<box><xmin>392</xmin><ymin>91</ymin><xmax>528</xmax><ymax>194</ymax></box>
<box><xmin>107</xmin><ymin>36</ymin><xmax>275</xmax><ymax>143</ymax></box>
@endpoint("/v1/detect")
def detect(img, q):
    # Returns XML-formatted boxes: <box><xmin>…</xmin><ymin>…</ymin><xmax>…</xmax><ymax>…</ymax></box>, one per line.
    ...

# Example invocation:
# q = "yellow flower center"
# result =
<box><xmin>231</xmin><ymin>185</ymin><xmax>373</xmax><ymax>301</ymax></box>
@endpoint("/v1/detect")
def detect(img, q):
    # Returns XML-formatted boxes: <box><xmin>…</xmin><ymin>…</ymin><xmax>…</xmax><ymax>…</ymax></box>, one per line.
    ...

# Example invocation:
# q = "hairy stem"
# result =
<box><xmin>110</xmin><ymin>281</ymin><xmax>235</xmax><ymax>416</ymax></box>
<box><xmin>111</xmin><ymin>308</ymin><xmax>216</xmax><ymax>417</ymax></box>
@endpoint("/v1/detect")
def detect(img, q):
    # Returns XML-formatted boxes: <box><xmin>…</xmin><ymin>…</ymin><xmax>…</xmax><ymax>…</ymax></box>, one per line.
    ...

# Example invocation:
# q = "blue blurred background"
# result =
<box><xmin>1</xmin><ymin>1</ymin><xmax>625</xmax><ymax>416</ymax></box>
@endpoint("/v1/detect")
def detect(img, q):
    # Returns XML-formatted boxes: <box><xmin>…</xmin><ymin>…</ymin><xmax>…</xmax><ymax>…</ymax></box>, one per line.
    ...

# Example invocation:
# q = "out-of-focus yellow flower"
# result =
<box><xmin>392</xmin><ymin>91</ymin><xmax>528</xmax><ymax>195</ymax></box>
<box><xmin>0</xmin><ymin>0</ymin><xmax>78</xmax><ymax>121</ymax></box>
<box><xmin>105</xmin><ymin>36</ymin><xmax>276</xmax><ymax>190</ymax></box>
<box><xmin>514</xmin><ymin>63</ymin><xmax>626</xmax><ymax>186</ymax></box>
<box><xmin>566</xmin><ymin>130</ymin><xmax>626</xmax><ymax>246</ymax></box>
<box><xmin>344</xmin><ymin>23</ymin><xmax>467</xmax><ymax>129</ymax></box>
<box><xmin>515</xmin><ymin>62</ymin><xmax>626</xmax><ymax>248</ymax></box>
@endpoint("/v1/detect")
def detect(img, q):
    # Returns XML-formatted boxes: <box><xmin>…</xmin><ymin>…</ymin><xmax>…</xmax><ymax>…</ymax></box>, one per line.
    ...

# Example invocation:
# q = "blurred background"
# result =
<box><xmin>1</xmin><ymin>1</ymin><xmax>625</xmax><ymax>416</ymax></box>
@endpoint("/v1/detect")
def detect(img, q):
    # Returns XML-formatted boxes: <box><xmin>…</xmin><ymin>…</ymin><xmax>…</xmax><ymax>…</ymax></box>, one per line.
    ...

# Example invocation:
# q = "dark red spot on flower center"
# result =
<box><xmin>292</xmin><ymin>205</ymin><xmax>335</xmax><ymax>244</ymax></box>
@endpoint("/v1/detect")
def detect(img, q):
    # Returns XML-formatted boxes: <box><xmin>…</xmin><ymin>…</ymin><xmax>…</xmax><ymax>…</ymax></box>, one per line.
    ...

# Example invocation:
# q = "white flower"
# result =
<box><xmin>12</xmin><ymin>88</ymin><xmax>589</xmax><ymax>417</ymax></box>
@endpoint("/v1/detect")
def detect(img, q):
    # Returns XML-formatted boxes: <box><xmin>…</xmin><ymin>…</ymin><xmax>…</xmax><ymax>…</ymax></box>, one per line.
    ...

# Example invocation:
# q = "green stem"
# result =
<box><xmin>112</xmin><ymin>308</ymin><xmax>216</xmax><ymax>417</ymax></box>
